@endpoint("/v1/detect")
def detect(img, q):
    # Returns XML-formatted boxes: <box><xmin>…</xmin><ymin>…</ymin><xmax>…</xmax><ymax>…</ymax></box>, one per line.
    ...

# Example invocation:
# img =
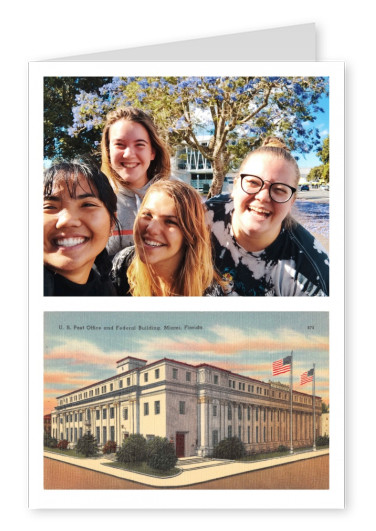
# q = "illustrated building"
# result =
<box><xmin>51</xmin><ymin>356</ymin><xmax>322</xmax><ymax>457</ymax></box>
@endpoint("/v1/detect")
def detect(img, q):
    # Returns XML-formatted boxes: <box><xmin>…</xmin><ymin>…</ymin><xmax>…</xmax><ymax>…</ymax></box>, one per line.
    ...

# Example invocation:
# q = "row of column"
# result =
<box><xmin>197</xmin><ymin>397</ymin><xmax>318</xmax><ymax>451</ymax></box>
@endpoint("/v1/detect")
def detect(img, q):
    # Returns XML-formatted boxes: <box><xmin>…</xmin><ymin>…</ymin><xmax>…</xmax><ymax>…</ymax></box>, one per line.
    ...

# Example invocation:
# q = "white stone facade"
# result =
<box><xmin>51</xmin><ymin>356</ymin><xmax>321</xmax><ymax>457</ymax></box>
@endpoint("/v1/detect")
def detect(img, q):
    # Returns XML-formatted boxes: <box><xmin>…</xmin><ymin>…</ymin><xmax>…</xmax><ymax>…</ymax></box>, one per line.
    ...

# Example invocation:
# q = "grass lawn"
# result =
<box><xmin>239</xmin><ymin>445</ymin><xmax>329</xmax><ymax>463</ymax></box>
<box><xmin>44</xmin><ymin>446</ymin><xmax>98</xmax><ymax>458</ymax></box>
<box><xmin>103</xmin><ymin>460</ymin><xmax>180</xmax><ymax>478</ymax></box>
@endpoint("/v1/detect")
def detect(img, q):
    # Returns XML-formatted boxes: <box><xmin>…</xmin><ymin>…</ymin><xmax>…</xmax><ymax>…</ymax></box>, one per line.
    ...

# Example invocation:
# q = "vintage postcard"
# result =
<box><xmin>28</xmin><ymin>61</ymin><xmax>344</xmax><ymax>509</ymax></box>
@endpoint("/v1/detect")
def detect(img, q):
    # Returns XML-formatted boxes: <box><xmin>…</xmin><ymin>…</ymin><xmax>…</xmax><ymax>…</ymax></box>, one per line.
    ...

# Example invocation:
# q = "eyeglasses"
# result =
<box><xmin>240</xmin><ymin>174</ymin><xmax>296</xmax><ymax>203</ymax></box>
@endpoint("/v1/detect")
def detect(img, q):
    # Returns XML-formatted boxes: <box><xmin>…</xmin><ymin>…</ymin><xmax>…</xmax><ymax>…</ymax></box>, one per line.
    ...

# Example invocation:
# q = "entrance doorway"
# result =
<box><xmin>175</xmin><ymin>432</ymin><xmax>185</xmax><ymax>458</ymax></box>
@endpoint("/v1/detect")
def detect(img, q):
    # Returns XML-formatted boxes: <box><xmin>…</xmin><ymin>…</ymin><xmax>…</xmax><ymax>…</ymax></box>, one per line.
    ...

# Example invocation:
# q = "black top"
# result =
<box><xmin>44</xmin><ymin>266</ymin><xmax>117</xmax><ymax>296</ymax></box>
<box><xmin>206</xmin><ymin>194</ymin><xmax>329</xmax><ymax>296</ymax></box>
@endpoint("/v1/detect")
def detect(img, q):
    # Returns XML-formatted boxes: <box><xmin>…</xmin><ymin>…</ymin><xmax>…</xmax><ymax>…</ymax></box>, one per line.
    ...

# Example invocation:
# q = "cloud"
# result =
<box><xmin>45</xmin><ymin>338</ymin><xmax>130</xmax><ymax>368</ymax></box>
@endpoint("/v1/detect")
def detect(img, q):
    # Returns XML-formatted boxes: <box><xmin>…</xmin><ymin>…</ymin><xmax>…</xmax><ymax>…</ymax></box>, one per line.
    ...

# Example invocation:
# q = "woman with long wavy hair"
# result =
<box><xmin>111</xmin><ymin>180</ymin><xmax>225</xmax><ymax>296</ymax></box>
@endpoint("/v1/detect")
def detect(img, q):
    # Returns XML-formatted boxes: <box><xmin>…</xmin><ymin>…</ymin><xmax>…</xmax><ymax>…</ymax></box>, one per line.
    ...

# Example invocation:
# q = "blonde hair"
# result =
<box><xmin>127</xmin><ymin>180</ymin><xmax>220</xmax><ymax>296</ymax></box>
<box><xmin>239</xmin><ymin>136</ymin><xmax>300</xmax><ymax>189</ymax></box>
<box><xmin>100</xmin><ymin>107</ymin><xmax>171</xmax><ymax>192</ymax></box>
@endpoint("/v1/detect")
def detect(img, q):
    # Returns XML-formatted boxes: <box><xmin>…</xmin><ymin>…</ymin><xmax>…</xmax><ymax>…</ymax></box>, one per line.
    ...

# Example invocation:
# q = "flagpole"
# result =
<box><xmin>313</xmin><ymin>362</ymin><xmax>316</xmax><ymax>451</ymax></box>
<box><xmin>290</xmin><ymin>350</ymin><xmax>293</xmax><ymax>455</ymax></box>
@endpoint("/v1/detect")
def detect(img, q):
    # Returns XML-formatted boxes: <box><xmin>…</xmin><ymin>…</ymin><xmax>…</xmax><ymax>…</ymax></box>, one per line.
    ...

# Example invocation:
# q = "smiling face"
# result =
<box><xmin>43</xmin><ymin>174</ymin><xmax>112</xmax><ymax>284</ymax></box>
<box><xmin>135</xmin><ymin>191</ymin><xmax>185</xmax><ymax>280</ymax></box>
<box><xmin>232</xmin><ymin>153</ymin><xmax>297</xmax><ymax>251</ymax></box>
<box><xmin>108</xmin><ymin>119</ymin><xmax>156</xmax><ymax>190</ymax></box>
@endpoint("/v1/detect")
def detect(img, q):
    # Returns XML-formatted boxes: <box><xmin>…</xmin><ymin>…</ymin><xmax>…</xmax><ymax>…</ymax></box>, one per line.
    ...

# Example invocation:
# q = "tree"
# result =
<box><xmin>60</xmin><ymin>76</ymin><xmax>328</xmax><ymax>197</ymax></box>
<box><xmin>322</xmin><ymin>402</ymin><xmax>329</xmax><ymax>413</ymax></box>
<box><xmin>146</xmin><ymin>437</ymin><xmax>177</xmax><ymax>471</ymax></box>
<box><xmin>44</xmin><ymin>77</ymin><xmax>111</xmax><ymax>161</ymax></box>
<box><xmin>75</xmin><ymin>433</ymin><xmax>99</xmax><ymax>457</ymax></box>
<box><xmin>307</xmin><ymin>136</ymin><xmax>329</xmax><ymax>183</ymax></box>
<box><xmin>116</xmin><ymin>434</ymin><xmax>147</xmax><ymax>463</ymax></box>
<box><xmin>212</xmin><ymin>437</ymin><xmax>246</xmax><ymax>459</ymax></box>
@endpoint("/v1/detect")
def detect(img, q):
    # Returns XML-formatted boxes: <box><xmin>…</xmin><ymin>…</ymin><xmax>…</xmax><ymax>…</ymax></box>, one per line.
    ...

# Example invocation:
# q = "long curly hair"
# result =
<box><xmin>127</xmin><ymin>180</ymin><xmax>220</xmax><ymax>296</ymax></box>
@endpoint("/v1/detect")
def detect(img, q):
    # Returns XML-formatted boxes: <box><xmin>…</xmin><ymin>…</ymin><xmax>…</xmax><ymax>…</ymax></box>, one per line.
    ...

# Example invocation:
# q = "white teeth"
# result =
<box><xmin>56</xmin><ymin>237</ymin><xmax>86</xmax><ymax>247</ymax></box>
<box><xmin>122</xmin><ymin>163</ymin><xmax>138</xmax><ymax>168</ymax></box>
<box><xmin>144</xmin><ymin>239</ymin><xmax>164</xmax><ymax>247</ymax></box>
<box><xmin>250</xmin><ymin>207</ymin><xmax>270</xmax><ymax>215</ymax></box>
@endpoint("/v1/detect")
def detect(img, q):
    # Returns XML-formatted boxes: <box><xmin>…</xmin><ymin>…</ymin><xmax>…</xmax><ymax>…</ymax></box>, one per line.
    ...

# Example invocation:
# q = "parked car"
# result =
<box><xmin>300</xmin><ymin>184</ymin><xmax>309</xmax><ymax>191</ymax></box>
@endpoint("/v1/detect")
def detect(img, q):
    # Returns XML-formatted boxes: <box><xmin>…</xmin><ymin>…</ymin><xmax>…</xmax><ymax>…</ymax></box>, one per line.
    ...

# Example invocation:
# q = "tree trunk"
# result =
<box><xmin>207</xmin><ymin>152</ymin><xmax>229</xmax><ymax>199</ymax></box>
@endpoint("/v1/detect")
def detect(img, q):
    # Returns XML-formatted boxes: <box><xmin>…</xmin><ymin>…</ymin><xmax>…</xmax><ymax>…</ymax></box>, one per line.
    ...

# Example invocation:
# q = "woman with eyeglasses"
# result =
<box><xmin>206</xmin><ymin>137</ymin><xmax>329</xmax><ymax>296</ymax></box>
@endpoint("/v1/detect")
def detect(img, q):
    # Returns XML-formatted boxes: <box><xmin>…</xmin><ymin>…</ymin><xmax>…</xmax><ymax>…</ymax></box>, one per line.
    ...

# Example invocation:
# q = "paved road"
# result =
<box><xmin>296</xmin><ymin>189</ymin><xmax>329</xmax><ymax>203</ymax></box>
<box><xmin>44</xmin><ymin>449</ymin><xmax>329</xmax><ymax>490</ymax></box>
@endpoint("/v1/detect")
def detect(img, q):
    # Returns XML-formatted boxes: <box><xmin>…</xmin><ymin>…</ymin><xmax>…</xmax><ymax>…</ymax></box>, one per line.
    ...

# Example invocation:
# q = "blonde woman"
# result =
<box><xmin>101</xmin><ymin>107</ymin><xmax>171</xmax><ymax>256</ymax></box>
<box><xmin>206</xmin><ymin>137</ymin><xmax>329</xmax><ymax>296</ymax></box>
<box><xmin>111</xmin><ymin>180</ymin><xmax>224</xmax><ymax>296</ymax></box>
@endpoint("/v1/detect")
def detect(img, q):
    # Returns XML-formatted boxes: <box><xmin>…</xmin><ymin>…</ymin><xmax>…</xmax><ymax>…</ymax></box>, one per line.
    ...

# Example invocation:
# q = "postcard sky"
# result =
<box><xmin>44</xmin><ymin>312</ymin><xmax>329</xmax><ymax>415</ymax></box>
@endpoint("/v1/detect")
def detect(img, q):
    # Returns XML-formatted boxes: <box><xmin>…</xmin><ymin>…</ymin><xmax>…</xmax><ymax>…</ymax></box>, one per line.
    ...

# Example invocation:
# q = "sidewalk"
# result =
<box><xmin>44</xmin><ymin>448</ymin><xmax>329</xmax><ymax>488</ymax></box>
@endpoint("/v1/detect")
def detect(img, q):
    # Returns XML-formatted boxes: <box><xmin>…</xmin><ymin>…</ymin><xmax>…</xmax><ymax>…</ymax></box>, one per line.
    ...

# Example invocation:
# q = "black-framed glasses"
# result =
<box><xmin>240</xmin><ymin>174</ymin><xmax>296</xmax><ymax>203</ymax></box>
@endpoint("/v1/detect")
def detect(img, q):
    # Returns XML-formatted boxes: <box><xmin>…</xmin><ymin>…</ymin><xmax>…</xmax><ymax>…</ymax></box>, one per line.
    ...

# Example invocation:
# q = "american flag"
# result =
<box><xmin>300</xmin><ymin>368</ymin><xmax>314</xmax><ymax>385</ymax></box>
<box><xmin>272</xmin><ymin>355</ymin><xmax>292</xmax><ymax>376</ymax></box>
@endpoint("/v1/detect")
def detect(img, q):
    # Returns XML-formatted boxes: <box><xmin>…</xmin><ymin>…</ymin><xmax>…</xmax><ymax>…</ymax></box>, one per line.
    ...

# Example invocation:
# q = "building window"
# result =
<box><xmin>256</xmin><ymin>426</ymin><xmax>259</xmax><ymax>443</ymax></box>
<box><xmin>256</xmin><ymin>407</ymin><xmax>258</xmax><ymax>421</ymax></box>
<box><xmin>179</xmin><ymin>401</ymin><xmax>185</xmax><ymax>414</ymax></box>
<box><xmin>79</xmin><ymin>412</ymin><xmax>82</xmax><ymax>422</ymax></box>
<box><xmin>264</xmin><ymin>409</ymin><xmax>266</xmax><ymax>421</ymax></box>
<box><xmin>144</xmin><ymin>403</ymin><xmax>149</xmax><ymax>416</ymax></box>
<box><xmin>238</xmin><ymin>426</ymin><xmax>242</xmax><ymax>440</ymax></box>
<box><xmin>103</xmin><ymin>426</ymin><xmax>107</xmax><ymax>445</ymax></box>
<box><xmin>96</xmin><ymin>410</ymin><xmax>100</xmax><ymax>420</ymax></box>
<box><xmin>95</xmin><ymin>388</ymin><xmax>99</xmax><ymax>395</ymax></box>
<box><xmin>79</xmin><ymin>428</ymin><xmax>83</xmax><ymax>439</ymax></box>
<box><xmin>228</xmin><ymin>426</ymin><xmax>232</xmax><ymax>438</ymax></box>
<box><xmin>89</xmin><ymin>390</ymin><xmax>93</xmax><ymax>397</ymax></box>
<box><xmin>110</xmin><ymin>426</ymin><xmax>115</xmax><ymax>442</ymax></box>
<box><xmin>228</xmin><ymin>380</ymin><xmax>232</xmax><ymax>388</ymax></box>
<box><xmin>154</xmin><ymin>401</ymin><xmax>160</xmax><ymax>415</ymax></box>
<box><xmin>103</xmin><ymin>409</ymin><xmax>107</xmax><ymax>420</ymax></box>
<box><xmin>247</xmin><ymin>406</ymin><xmax>251</xmax><ymax>421</ymax></box>
<box><xmin>186</xmin><ymin>372</ymin><xmax>191</xmax><ymax>382</ymax></box>
<box><xmin>228</xmin><ymin>404</ymin><xmax>232</xmax><ymax>420</ymax></box>
<box><xmin>101</xmin><ymin>386</ymin><xmax>106</xmax><ymax>394</ymax></box>
<box><xmin>263</xmin><ymin>426</ymin><xmax>266</xmax><ymax>442</ymax></box>
<box><xmin>110</xmin><ymin>407</ymin><xmax>114</xmax><ymax>419</ymax></box>
<box><xmin>75</xmin><ymin>413</ymin><xmax>77</xmax><ymax>422</ymax></box>
<box><xmin>144</xmin><ymin>373</ymin><xmax>148</xmax><ymax>383</ymax></box>
<box><xmin>212</xmin><ymin>430</ymin><xmax>219</xmax><ymax>447</ymax></box>
<box><xmin>239</xmin><ymin>382</ymin><xmax>241</xmax><ymax>390</ymax></box>
<box><xmin>247</xmin><ymin>426</ymin><xmax>250</xmax><ymax>444</ymax></box>
<box><xmin>123</xmin><ymin>408</ymin><xmax>128</xmax><ymax>420</ymax></box>
<box><xmin>127</xmin><ymin>377</ymin><xmax>130</xmax><ymax>386</ymax></box>
<box><xmin>96</xmin><ymin>427</ymin><xmax>100</xmax><ymax>444</ymax></box>
<box><xmin>172</xmin><ymin>368</ymin><xmax>178</xmax><ymax>379</ymax></box>
<box><xmin>155</xmin><ymin>369</ymin><xmax>160</xmax><ymax>379</ymax></box>
<box><xmin>119</xmin><ymin>380</ymin><xmax>123</xmax><ymax>388</ymax></box>
<box><xmin>232</xmin><ymin>381</ymin><xmax>235</xmax><ymax>389</ymax></box>
<box><xmin>74</xmin><ymin>428</ymin><xmax>77</xmax><ymax>442</ymax></box>
<box><xmin>84</xmin><ymin>392</ymin><xmax>87</xmax><ymax>398</ymax></box>
<box><xmin>214</xmin><ymin>374</ymin><xmax>219</xmax><ymax>384</ymax></box>
<box><xmin>110</xmin><ymin>383</ymin><xmax>113</xmax><ymax>391</ymax></box>
<box><xmin>238</xmin><ymin>406</ymin><xmax>242</xmax><ymax>420</ymax></box>
<box><xmin>213</xmin><ymin>405</ymin><xmax>217</xmax><ymax>417</ymax></box>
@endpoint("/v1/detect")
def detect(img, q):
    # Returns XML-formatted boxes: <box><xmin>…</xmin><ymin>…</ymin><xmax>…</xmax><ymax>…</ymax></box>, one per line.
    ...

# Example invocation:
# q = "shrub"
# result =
<box><xmin>102</xmin><ymin>440</ymin><xmax>117</xmax><ymax>454</ymax></box>
<box><xmin>316</xmin><ymin>435</ymin><xmax>329</xmax><ymax>447</ymax></box>
<box><xmin>277</xmin><ymin>445</ymin><xmax>288</xmax><ymax>452</ymax></box>
<box><xmin>212</xmin><ymin>437</ymin><xmax>246</xmax><ymax>460</ymax></box>
<box><xmin>146</xmin><ymin>437</ymin><xmax>177</xmax><ymax>471</ymax></box>
<box><xmin>57</xmin><ymin>439</ymin><xmax>69</xmax><ymax>449</ymax></box>
<box><xmin>116</xmin><ymin>434</ymin><xmax>147</xmax><ymax>463</ymax></box>
<box><xmin>76</xmin><ymin>433</ymin><xmax>99</xmax><ymax>457</ymax></box>
<box><xmin>44</xmin><ymin>432</ymin><xmax>58</xmax><ymax>448</ymax></box>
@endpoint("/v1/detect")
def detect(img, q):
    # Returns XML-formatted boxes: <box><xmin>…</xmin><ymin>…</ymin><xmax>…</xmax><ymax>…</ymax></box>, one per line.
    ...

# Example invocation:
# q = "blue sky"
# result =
<box><xmin>44</xmin><ymin>311</ymin><xmax>329</xmax><ymax>414</ymax></box>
